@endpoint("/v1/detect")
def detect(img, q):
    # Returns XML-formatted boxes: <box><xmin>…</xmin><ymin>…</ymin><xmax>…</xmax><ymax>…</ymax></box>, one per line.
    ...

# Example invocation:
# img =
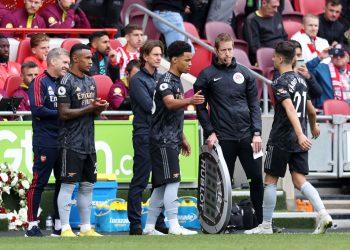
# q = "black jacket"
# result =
<box><xmin>318</xmin><ymin>14</ymin><xmax>347</xmax><ymax>45</ymax></box>
<box><xmin>129</xmin><ymin>67</ymin><xmax>159</xmax><ymax>136</ymax></box>
<box><xmin>194</xmin><ymin>58</ymin><xmax>262</xmax><ymax>140</ymax></box>
<box><xmin>89</xmin><ymin>48</ymin><xmax>120</xmax><ymax>83</ymax></box>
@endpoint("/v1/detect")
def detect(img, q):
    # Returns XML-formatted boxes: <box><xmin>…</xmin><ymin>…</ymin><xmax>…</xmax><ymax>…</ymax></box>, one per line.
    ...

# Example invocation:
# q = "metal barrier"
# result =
<box><xmin>125</xmin><ymin>3</ymin><xmax>272</xmax><ymax>114</ymax></box>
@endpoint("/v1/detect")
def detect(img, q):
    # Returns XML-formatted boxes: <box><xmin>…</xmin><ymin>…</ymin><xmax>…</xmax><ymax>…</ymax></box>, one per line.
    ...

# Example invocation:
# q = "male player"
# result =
<box><xmin>143</xmin><ymin>41</ymin><xmax>204</xmax><ymax>235</ymax></box>
<box><xmin>245</xmin><ymin>41</ymin><xmax>332</xmax><ymax>234</ymax></box>
<box><xmin>57</xmin><ymin>43</ymin><xmax>108</xmax><ymax>237</ymax></box>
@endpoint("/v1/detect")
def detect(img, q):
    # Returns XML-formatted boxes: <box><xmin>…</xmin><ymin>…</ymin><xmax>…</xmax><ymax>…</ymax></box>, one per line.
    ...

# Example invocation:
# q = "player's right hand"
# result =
<box><xmin>206</xmin><ymin>132</ymin><xmax>218</xmax><ymax>150</ymax></box>
<box><xmin>190</xmin><ymin>90</ymin><xmax>205</xmax><ymax>105</ymax></box>
<box><xmin>297</xmin><ymin>134</ymin><xmax>312</xmax><ymax>151</ymax></box>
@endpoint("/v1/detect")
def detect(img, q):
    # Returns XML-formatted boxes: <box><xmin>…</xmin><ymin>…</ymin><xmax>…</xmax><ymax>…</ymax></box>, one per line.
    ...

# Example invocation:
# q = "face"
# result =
<box><xmin>303</xmin><ymin>17</ymin><xmax>319</xmax><ymax>37</ymax></box>
<box><xmin>332</xmin><ymin>53</ymin><xmax>349</xmax><ymax>68</ymax></box>
<box><xmin>32</xmin><ymin>41</ymin><xmax>50</xmax><ymax>61</ymax></box>
<box><xmin>173</xmin><ymin>52</ymin><xmax>193</xmax><ymax>74</ymax></box>
<box><xmin>272</xmin><ymin>52</ymin><xmax>283</xmax><ymax>69</ymax></box>
<box><xmin>144</xmin><ymin>46</ymin><xmax>163</xmax><ymax>69</ymax></box>
<box><xmin>94</xmin><ymin>35</ymin><xmax>111</xmax><ymax>55</ymax></box>
<box><xmin>324</xmin><ymin>3</ymin><xmax>342</xmax><ymax>22</ymax></box>
<box><xmin>126</xmin><ymin>29</ymin><xmax>144</xmax><ymax>49</ymax></box>
<box><xmin>216</xmin><ymin>41</ymin><xmax>234</xmax><ymax>65</ymax></box>
<box><xmin>24</xmin><ymin>0</ymin><xmax>43</xmax><ymax>15</ymax></box>
<box><xmin>21</xmin><ymin>67</ymin><xmax>39</xmax><ymax>85</ymax></box>
<box><xmin>52</xmin><ymin>55</ymin><xmax>70</xmax><ymax>77</ymax></box>
<box><xmin>74</xmin><ymin>49</ymin><xmax>93</xmax><ymax>74</ymax></box>
<box><xmin>262</xmin><ymin>0</ymin><xmax>280</xmax><ymax>17</ymax></box>
<box><xmin>0</xmin><ymin>39</ymin><xmax>10</xmax><ymax>61</ymax></box>
<box><xmin>59</xmin><ymin>0</ymin><xmax>76</xmax><ymax>10</ymax></box>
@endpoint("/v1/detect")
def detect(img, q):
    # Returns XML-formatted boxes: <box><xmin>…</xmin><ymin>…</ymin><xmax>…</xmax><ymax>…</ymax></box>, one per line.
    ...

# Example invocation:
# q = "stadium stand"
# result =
<box><xmin>323</xmin><ymin>99</ymin><xmax>350</xmax><ymax>115</ymax></box>
<box><xmin>282</xmin><ymin>13</ymin><xmax>303</xmax><ymax>39</ymax></box>
<box><xmin>189</xmin><ymin>40</ymin><xmax>213</xmax><ymax>77</ymax></box>
<box><xmin>256</xmin><ymin>47</ymin><xmax>275</xmax><ymax>76</ymax></box>
<box><xmin>15</xmin><ymin>39</ymin><xmax>31</xmax><ymax>64</ymax></box>
<box><xmin>297</xmin><ymin>0</ymin><xmax>326</xmax><ymax>15</ymax></box>
<box><xmin>4</xmin><ymin>75</ymin><xmax>21</xmax><ymax>97</ymax></box>
<box><xmin>60</xmin><ymin>38</ymin><xmax>81</xmax><ymax>52</ymax></box>
<box><xmin>93</xmin><ymin>74</ymin><xmax>114</xmax><ymax>100</ymax></box>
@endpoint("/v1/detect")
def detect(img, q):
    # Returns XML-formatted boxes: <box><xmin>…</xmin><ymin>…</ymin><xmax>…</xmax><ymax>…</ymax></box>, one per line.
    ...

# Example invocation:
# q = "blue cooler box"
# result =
<box><xmin>69</xmin><ymin>181</ymin><xmax>118</xmax><ymax>228</ymax></box>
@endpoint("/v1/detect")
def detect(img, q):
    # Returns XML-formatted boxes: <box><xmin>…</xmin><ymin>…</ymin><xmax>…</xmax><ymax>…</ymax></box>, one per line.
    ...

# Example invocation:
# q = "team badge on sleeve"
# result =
<box><xmin>114</xmin><ymin>87</ymin><xmax>122</xmax><ymax>96</ymax></box>
<box><xmin>58</xmin><ymin>86</ymin><xmax>66</xmax><ymax>96</ymax></box>
<box><xmin>5</xmin><ymin>23</ymin><xmax>13</xmax><ymax>29</ymax></box>
<box><xmin>233</xmin><ymin>72</ymin><xmax>245</xmax><ymax>84</ymax></box>
<box><xmin>48</xmin><ymin>17</ymin><xmax>57</xmax><ymax>25</ymax></box>
<box><xmin>159</xmin><ymin>83</ymin><xmax>169</xmax><ymax>91</ymax></box>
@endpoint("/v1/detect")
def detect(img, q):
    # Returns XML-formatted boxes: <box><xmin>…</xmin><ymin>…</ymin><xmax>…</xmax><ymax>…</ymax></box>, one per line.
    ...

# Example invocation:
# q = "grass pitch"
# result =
<box><xmin>2</xmin><ymin>233</ymin><xmax>350</xmax><ymax>250</ymax></box>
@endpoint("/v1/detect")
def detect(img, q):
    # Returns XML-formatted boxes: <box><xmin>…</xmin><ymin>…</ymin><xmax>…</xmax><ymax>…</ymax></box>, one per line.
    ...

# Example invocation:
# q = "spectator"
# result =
<box><xmin>291</xmin><ymin>14</ymin><xmax>330</xmax><ymax>63</ymax></box>
<box><xmin>0</xmin><ymin>3</ymin><xmax>9</xmax><ymax>23</ymax></box>
<box><xmin>340</xmin><ymin>0</ymin><xmax>350</xmax><ymax>29</ymax></box>
<box><xmin>107</xmin><ymin>59</ymin><xmax>140</xmax><ymax>114</ymax></box>
<box><xmin>244</xmin><ymin>0</ymin><xmax>288</xmax><ymax>64</ymax></box>
<box><xmin>184</xmin><ymin>0</ymin><xmax>210</xmax><ymax>37</ymax></box>
<box><xmin>88</xmin><ymin>31</ymin><xmax>120</xmax><ymax>83</ymax></box>
<box><xmin>113</xmin><ymin>25</ymin><xmax>143</xmax><ymax>82</ymax></box>
<box><xmin>244</xmin><ymin>0</ymin><xmax>285</xmax><ymax>17</ymax></box>
<box><xmin>0</xmin><ymin>35</ymin><xmax>21</xmax><ymax>88</ymax></box>
<box><xmin>24</xmin><ymin>33</ymin><xmax>50</xmax><ymax>74</ymax></box>
<box><xmin>307</xmin><ymin>45</ymin><xmax>350</xmax><ymax>108</ymax></box>
<box><xmin>12</xmin><ymin>61</ymin><xmax>39</xmax><ymax>112</ymax></box>
<box><xmin>206</xmin><ymin>0</ymin><xmax>235</xmax><ymax>25</ymax></box>
<box><xmin>0</xmin><ymin>0</ymin><xmax>46</xmax><ymax>32</ymax></box>
<box><xmin>318</xmin><ymin>0</ymin><xmax>347</xmax><ymax>46</ymax></box>
<box><xmin>41</xmin><ymin>0</ymin><xmax>91</xmax><ymax>29</ymax></box>
<box><xmin>151</xmin><ymin>0</ymin><xmax>195</xmax><ymax>52</ymax></box>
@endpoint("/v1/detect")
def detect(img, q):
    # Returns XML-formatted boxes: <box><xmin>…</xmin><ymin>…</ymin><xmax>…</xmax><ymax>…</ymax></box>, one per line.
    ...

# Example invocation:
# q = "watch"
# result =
<box><xmin>254</xmin><ymin>131</ymin><xmax>261</xmax><ymax>136</ymax></box>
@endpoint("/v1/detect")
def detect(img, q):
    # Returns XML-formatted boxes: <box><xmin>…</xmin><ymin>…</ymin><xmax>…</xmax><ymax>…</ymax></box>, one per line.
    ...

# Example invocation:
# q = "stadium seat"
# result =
<box><xmin>120</xmin><ymin>0</ymin><xmax>147</xmax><ymax>25</ymax></box>
<box><xmin>323</xmin><ymin>100</ymin><xmax>350</xmax><ymax>115</ymax></box>
<box><xmin>184</xmin><ymin>22</ymin><xmax>200</xmax><ymax>39</ymax></box>
<box><xmin>297</xmin><ymin>0</ymin><xmax>325</xmax><ymax>15</ymax></box>
<box><xmin>16</xmin><ymin>39</ymin><xmax>31</xmax><ymax>64</ymax></box>
<box><xmin>282</xmin><ymin>13</ymin><xmax>303</xmax><ymax>39</ymax></box>
<box><xmin>205</xmin><ymin>21</ymin><xmax>236</xmax><ymax>42</ymax></box>
<box><xmin>256</xmin><ymin>47</ymin><xmax>275</xmax><ymax>76</ymax></box>
<box><xmin>93</xmin><ymin>75</ymin><xmax>114</xmax><ymax>100</ymax></box>
<box><xmin>4</xmin><ymin>75</ymin><xmax>22</xmax><ymax>97</ymax></box>
<box><xmin>110</xmin><ymin>39</ymin><xmax>123</xmax><ymax>50</ymax></box>
<box><xmin>61</xmin><ymin>38</ymin><xmax>81</xmax><ymax>52</ymax></box>
<box><xmin>189</xmin><ymin>41</ymin><xmax>213</xmax><ymax>77</ymax></box>
<box><xmin>129</xmin><ymin>15</ymin><xmax>161</xmax><ymax>40</ymax></box>
<box><xmin>283</xmin><ymin>0</ymin><xmax>295</xmax><ymax>14</ymax></box>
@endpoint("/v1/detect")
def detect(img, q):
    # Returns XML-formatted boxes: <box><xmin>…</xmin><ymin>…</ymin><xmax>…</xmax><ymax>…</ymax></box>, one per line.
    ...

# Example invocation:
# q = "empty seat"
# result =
<box><xmin>16</xmin><ymin>39</ymin><xmax>32</xmax><ymax>64</ymax></box>
<box><xmin>297</xmin><ymin>0</ymin><xmax>326</xmax><ymax>15</ymax></box>
<box><xmin>128</xmin><ymin>15</ymin><xmax>161</xmax><ymax>40</ymax></box>
<box><xmin>205</xmin><ymin>21</ymin><xmax>236</xmax><ymax>44</ymax></box>
<box><xmin>92</xmin><ymin>75</ymin><xmax>114</xmax><ymax>100</ymax></box>
<box><xmin>323</xmin><ymin>99</ymin><xmax>350</xmax><ymax>115</ymax></box>
<box><xmin>61</xmin><ymin>38</ymin><xmax>81</xmax><ymax>53</ymax></box>
<box><xmin>184</xmin><ymin>22</ymin><xmax>200</xmax><ymax>39</ymax></box>
<box><xmin>120</xmin><ymin>0</ymin><xmax>147</xmax><ymax>24</ymax></box>
<box><xmin>4</xmin><ymin>75</ymin><xmax>22</xmax><ymax>97</ymax></box>
<box><xmin>256</xmin><ymin>47</ymin><xmax>275</xmax><ymax>76</ymax></box>
<box><xmin>110</xmin><ymin>39</ymin><xmax>123</xmax><ymax>50</ymax></box>
<box><xmin>282</xmin><ymin>13</ymin><xmax>303</xmax><ymax>39</ymax></box>
<box><xmin>189</xmin><ymin>41</ymin><xmax>213</xmax><ymax>77</ymax></box>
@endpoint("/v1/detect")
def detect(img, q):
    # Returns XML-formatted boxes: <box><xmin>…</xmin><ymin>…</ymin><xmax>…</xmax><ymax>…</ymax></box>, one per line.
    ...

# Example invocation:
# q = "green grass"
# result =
<box><xmin>1</xmin><ymin>234</ymin><xmax>350</xmax><ymax>250</ymax></box>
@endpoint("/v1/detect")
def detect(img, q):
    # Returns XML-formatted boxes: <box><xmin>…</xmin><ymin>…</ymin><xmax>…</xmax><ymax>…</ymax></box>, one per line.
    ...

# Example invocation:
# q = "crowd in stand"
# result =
<box><xmin>0</xmin><ymin>0</ymin><xmax>350</xmax><ymax>120</ymax></box>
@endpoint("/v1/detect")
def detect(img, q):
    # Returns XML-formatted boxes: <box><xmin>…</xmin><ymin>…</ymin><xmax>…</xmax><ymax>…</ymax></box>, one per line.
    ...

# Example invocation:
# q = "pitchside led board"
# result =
<box><xmin>0</xmin><ymin>120</ymin><xmax>199</xmax><ymax>183</ymax></box>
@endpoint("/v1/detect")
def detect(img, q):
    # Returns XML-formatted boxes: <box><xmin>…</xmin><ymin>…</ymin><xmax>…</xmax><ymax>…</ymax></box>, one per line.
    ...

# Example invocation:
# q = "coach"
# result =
<box><xmin>194</xmin><ymin>33</ymin><xmax>264</xmax><ymax>224</ymax></box>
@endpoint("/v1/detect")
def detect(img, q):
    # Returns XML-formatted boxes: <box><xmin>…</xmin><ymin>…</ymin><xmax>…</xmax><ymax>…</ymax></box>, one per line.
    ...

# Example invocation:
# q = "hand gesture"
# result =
<box><xmin>190</xmin><ymin>90</ymin><xmax>205</xmax><ymax>105</ymax></box>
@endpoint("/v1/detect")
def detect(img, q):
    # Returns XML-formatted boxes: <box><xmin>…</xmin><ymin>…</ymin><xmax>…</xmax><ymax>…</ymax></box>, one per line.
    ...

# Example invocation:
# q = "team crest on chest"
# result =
<box><xmin>233</xmin><ymin>72</ymin><xmax>244</xmax><ymax>84</ymax></box>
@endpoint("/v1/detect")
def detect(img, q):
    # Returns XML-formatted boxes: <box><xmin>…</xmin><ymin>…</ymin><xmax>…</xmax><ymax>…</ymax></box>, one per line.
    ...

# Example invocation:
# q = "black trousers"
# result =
<box><xmin>220</xmin><ymin>136</ymin><xmax>264</xmax><ymax>224</ymax></box>
<box><xmin>127</xmin><ymin>134</ymin><xmax>166</xmax><ymax>229</ymax></box>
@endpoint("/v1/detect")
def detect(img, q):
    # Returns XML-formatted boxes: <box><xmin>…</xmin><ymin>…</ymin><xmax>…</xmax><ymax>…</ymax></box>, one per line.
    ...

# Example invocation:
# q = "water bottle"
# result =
<box><xmin>46</xmin><ymin>216</ymin><xmax>53</xmax><ymax>231</ymax></box>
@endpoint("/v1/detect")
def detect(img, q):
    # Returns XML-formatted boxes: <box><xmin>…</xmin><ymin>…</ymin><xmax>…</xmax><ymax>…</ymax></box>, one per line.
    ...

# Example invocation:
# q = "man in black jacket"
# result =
<box><xmin>128</xmin><ymin>40</ymin><xmax>167</xmax><ymax>235</ymax></box>
<box><xmin>88</xmin><ymin>31</ymin><xmax>119</xmax><ymax>82</ymax></box>
<box><xmin>194</xmin><ymin>33</ymin><xmax>264</xmax><ymax>224</ymax></box>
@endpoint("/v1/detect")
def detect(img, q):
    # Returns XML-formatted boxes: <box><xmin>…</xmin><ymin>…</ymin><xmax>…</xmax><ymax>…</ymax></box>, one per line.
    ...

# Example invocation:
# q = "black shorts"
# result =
<box><xmin>59</xmin><ymin>148</ymin><xmax>97</xmax><ymax>183</ymax></box>
<box><xmin>264</xmin><ymin>145</ymin><xmax>309</xmax><ymax>177</ymax></box>
<box><xmin>150</xmin><ymin>146</ymin><xmax>181</xmax><ymax>188</ymax></box>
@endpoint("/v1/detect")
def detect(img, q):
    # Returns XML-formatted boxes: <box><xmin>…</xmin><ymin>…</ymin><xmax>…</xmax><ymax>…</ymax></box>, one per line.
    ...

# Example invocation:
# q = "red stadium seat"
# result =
<box><xmin>205</xmin><ymin>21</ymin><xmax>236</xmax><ymax>42</ymax></box>
<box><xmin>4</xmin><ymin>75</ymin><xmax>22</xmax><ymax>97</ymax></box>
<box><xmin>282</xmin><ymin>13</ymin><xmax>303</xmax><ymax>39</ymax></box>
<box><xmin>184</xmin><ymin>22</ymin><xmax>200</xmax><ymax>39</ymax></box>
<box><xmin>110</xmin><ymin>39</ymin><xmax>123</xmax><ymax>50</ymax></box>
<box><xmin>93</xmin><ymin>74</ymin><xmax>114</xmax><ymax>100</ymax></box>
<box><xmin>189</xmin><ymin>40</ymin><xmax>213</xmax><ymax>77</ymax></box>
<box><xmin>283</xmin><ymin>0</ymin><xmax>295</xmax><ymax>14</ymax></box>
<box><xmin>256</xmin><ymin>47</ymin><xmax>275</xmax><ymax>76</ymax></box>
<box><xmin>323</xmin><ymin>100</ymin><xmax>350</xmax><ymax>115</ymax></box>
<box><xmin>16</xmin><ymin>39</ymin><xmax>32</xmax><ymax>64</ymax></box>
<box><xmin>120</xmin><ymin>0</ymin><xmax>147</xmax><ymax>25</ymax></box>
<box><xmin>61</xmin><ymin>38</ymin><xmax>81</xmax><ymax>53</ymax></box>
<box><xmin>297</xmin><ymin>0</ymin><xmax>325</xmax><ymax>15</ymax></box>
<box><xmin>129</xmin><ymin>15</ymin><xmax>161</xmax><ymax>40</ymax></box>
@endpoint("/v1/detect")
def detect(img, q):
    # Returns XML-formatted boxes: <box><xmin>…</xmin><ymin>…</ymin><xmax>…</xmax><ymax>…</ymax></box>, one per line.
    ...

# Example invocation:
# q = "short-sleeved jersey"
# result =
<box><xmin>268</xmin><ymin>71</ymin><xmax>309</xmax><ymax>152</ymax></box>
<box><xmin>150</xmin><ymin>71</ymin><xmax>185</xmax><ymax>149</ymax></box>
<box><xmin>57</xmin><ymin>72</ymin><xmax>97</xmax><ymax>154</ymax></box>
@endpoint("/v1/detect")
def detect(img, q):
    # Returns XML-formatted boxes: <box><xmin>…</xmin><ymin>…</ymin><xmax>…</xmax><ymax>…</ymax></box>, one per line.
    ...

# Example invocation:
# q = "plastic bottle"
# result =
<box><xmin>46</xmin><ymin>215</ymin><xmax>53</xmax><ymax>231</ymax></box>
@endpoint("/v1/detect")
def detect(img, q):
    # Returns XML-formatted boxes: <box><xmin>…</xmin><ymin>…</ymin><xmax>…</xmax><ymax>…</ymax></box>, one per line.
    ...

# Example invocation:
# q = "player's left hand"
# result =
<box><xmin>311</xmin><ymin>123</ymin><xmax>320</xmax><ymax>139</ymax></box>
<box><xmin>181</xmin><ymin>139</ymin><xmax>191</xmax><ymax>157</ymax></box>
<box><xmin>252</xmin><ymin>136</ymin><xmax>262</xmax><ymax>153</ymax></box>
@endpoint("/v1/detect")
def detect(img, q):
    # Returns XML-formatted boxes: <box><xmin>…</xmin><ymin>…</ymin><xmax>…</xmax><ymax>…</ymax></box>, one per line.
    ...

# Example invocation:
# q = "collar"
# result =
<box><xmin>20</xmin><ymin>83</ymin><xmax>29</xmax><ymax>89</ymax></box>
<box><xmin>300</xmin><ymin>29</ymin><xmax>317</xmax><ymax>41</ymax></box>
<box><xmin>141</xmin><ymin>66</ymin><xmax>158</xmax><ymax>79</ymax></box>
<box><xmin>44</xmin><ymin>70</ymin><xmax>60</xmax><ymax>82</ymax></box>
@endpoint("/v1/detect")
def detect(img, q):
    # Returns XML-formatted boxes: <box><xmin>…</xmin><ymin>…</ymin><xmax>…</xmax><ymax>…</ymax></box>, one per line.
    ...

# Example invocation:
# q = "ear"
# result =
<box><xmin>31</xmin><ymin>48</ymin><xmax>36</xmax><ymax>55</ymax></box>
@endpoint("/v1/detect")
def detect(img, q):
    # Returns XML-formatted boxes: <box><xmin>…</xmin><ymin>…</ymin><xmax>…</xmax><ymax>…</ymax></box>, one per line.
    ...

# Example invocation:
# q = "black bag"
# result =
<box><xmin>238</xmin><ymin>199</ymin><xmax>258</xmax><ymax>230</ymax></box>
<box><xmin>227</xmin><ymin>202</ymin><xmax>244</xmax><ymax>231</ymax></box>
